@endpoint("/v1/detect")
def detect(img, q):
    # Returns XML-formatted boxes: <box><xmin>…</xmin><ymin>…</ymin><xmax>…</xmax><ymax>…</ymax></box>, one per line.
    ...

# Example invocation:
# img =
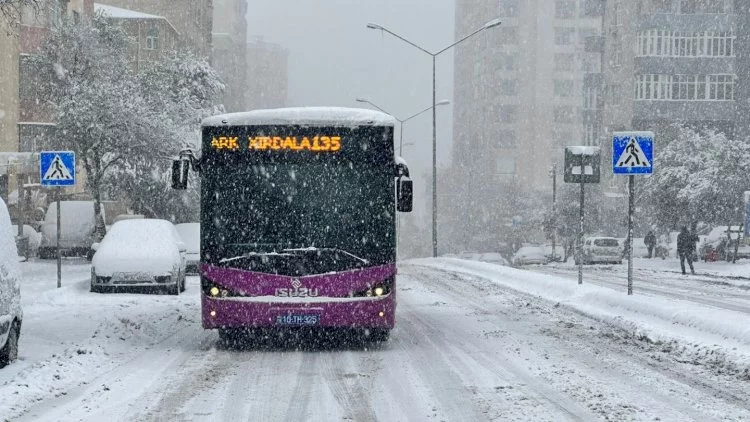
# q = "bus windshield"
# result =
<box><xmin>200</xmin><ymin>125</ymin><xmax>396</xmax><ymax>275</ymax></box>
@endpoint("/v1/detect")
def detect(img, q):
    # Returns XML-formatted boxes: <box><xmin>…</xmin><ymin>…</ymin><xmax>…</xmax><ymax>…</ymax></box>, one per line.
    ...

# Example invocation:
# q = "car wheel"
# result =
<box><xmin>0</xmin><ymin>321</ymin><xmax>20</xmax><ymax>367</ymax></box>
<box><xmin>90</xmin><ymin>282</ymin><xmax>102</xmax><ymax>293</ymax></box>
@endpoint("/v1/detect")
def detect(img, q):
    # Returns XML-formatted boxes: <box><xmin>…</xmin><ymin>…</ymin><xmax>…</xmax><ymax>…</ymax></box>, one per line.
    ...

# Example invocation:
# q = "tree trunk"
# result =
<box><xmin>85</xmin><ymin>154</ymin><xmax>107</xmax><ymax>241</ymax></box>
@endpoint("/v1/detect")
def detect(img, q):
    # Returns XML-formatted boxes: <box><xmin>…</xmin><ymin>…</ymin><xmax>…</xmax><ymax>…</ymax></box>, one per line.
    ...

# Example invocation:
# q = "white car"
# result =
<box><xmin>90</xmin><ymin>219</ymin><xmax>187</xmax><ymax>294</ymax></box>
<box><xmin>39</xmin><ymin>200</ymin><xmax>100</xmax><ymax>259</ymax></box>
<box><xmin>479</xmin><ymin>252</ymin><xmax>509</xmax><ymax>266</ymax></box>
<box><xmin>0</xmin><ymin>197</ymin><xmax>22</xmax><ymax>368</ymax></box>
<box><xmin>174</xmin><ymin>223</ymin><xmax>200</xmax><ymax>274</ymax></box>
<box><xmin>579</xmin><ymin>237</ymin><xmax>622</xmax><ymax>264</ymax></box>
<box><xmin>512</xmin><ymin>246</ymin><xmax>548</xmax><ymax>266</ymax></box>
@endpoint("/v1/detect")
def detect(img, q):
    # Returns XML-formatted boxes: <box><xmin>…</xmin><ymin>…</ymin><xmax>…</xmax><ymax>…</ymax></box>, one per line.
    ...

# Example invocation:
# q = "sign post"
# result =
<box><xmin>564</xmin><ymin>147</ymin><xmax>601</xmax><ymax>285</ymax></box>
<box><xmin>613</xmin><ymin>132</ymin><xmax>654</xmax><ymax>295</ymax></box>
<box><xmin>40</xmin><ymin>151</ymin><xmax>76</xmax><ymax>289</ymax></box>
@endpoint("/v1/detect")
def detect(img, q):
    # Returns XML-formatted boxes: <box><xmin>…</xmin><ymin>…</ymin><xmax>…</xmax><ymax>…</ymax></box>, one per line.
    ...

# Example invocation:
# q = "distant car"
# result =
<box><xmin>458</xmin><ymin>251</ymin><xmax>482</xmax><ymax>261</ymax></box>
<box><xmin>512</xmin><ymin>246</ymin><xmax>548</xmax><ymax>266</ymax></box>
<box><xmin>174</xmin><ymin>223</ymin><xmax>199</xmax><ymax>274</ymax></box>
<box><xmin>479</xmin><ymin>252</ymin><xmax>509</xmax><ymax>266</ymax></box>
<box><xmin>90</xmin><ymin>219</ymin><xmax>187</xmax><ymax>294</ymax></box>
<box><xmin>0</xmin><ymin>197</ymin><xmax>22</xmax><ymax>368</ymax></box>
<box><xmin>579</xmin><ymin>237</ymin><xmax>621</xmax><ymax>265</ymax></box>
<box><xmin>39</xmin><ymin>200</ymin><xmax>101</xmax><ymax>259</ymax></box>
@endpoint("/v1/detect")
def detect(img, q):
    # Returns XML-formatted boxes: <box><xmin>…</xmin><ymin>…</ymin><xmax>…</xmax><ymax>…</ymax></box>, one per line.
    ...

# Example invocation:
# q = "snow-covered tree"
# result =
<box><xmin>641</xmin><ymin>125</ymin><xmax>750</xmax><ymax>229</ymax></box>
<box><xmin>31</xmin><ymin>14</ymin><xmax>172</xmax><ymax>233</ymax></box>
<box><xmin>0</xmin><ymin>0</ymin><xmax>40</xmax><ymax>30</ymax></box>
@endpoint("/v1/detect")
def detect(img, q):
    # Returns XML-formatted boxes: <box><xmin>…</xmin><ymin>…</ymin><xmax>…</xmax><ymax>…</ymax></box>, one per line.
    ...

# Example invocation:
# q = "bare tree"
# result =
<box><xmin>0</xmin><ymin>0</ymin><xmax>40</xmax><ymax>31</ymax></box>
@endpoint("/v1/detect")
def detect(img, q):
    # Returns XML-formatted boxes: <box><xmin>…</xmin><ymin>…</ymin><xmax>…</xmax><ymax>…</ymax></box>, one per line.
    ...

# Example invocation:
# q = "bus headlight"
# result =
<box><xmin>210</xmin><ymin>287</ymin><xmax>220</xmax><ymax>297</ymax></box>
<box><xmin>374</xmin><ymin>287</ymin><xmax>384</xmax><ymax>296</ymax></box>
<box><xmin>352</xmin><ymin>277</ymin><xmax>393</xmax><ymax>298</ymax></box>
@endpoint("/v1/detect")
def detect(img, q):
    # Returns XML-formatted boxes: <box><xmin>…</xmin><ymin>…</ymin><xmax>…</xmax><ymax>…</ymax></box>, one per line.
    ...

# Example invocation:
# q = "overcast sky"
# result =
<box><xmin>246</xmin><ymin>0</ymin><xmax>456</xmax><ymax>211</ymax></box>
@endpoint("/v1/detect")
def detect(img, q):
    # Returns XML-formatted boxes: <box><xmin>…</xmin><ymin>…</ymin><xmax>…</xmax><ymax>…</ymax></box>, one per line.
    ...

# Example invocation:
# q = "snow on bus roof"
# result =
<box><xmin>202</xmin><ymin>107</ymin><xmax>396</xmax><ymax>128</ymax></box>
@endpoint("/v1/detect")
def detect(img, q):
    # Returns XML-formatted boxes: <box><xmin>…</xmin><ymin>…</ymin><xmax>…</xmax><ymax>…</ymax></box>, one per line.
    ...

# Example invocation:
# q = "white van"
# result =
<box><xmin>0</xmin><ymin>197</ymin><xmax>22</xmax><ymax>367</ymax></box>
<box><xmin>39</xmin><ymin>200</ymin><xmax>101</xmax><ymax>259</ymax></box>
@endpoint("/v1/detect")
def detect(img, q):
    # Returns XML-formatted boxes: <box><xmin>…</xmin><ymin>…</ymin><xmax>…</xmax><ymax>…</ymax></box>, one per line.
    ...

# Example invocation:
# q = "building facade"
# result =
<box><xmin>212</xmin><ymin>0</ymin><xmax>247</xmax><ymax>112</ymax></box>
<box><xmin>98</xmin><ymin>0</ymin><xmax>212</xmax><ymax>58</ymax></box>
<box><xmin>599</xmin><ymin>0</ymin><xmax>740</xmax><ymax>188</ymax></box>
<box><xmin>245</xmin><ymin>38</ymin><xmax>288</xmax><ymax>110</ymax></box>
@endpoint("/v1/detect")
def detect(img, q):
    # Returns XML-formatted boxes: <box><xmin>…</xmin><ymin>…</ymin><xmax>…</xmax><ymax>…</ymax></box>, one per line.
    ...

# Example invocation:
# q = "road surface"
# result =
<box><xmin>2</xmin><ymin>259</ymin><xmax>749</xmax><ymax>421</ymax></box>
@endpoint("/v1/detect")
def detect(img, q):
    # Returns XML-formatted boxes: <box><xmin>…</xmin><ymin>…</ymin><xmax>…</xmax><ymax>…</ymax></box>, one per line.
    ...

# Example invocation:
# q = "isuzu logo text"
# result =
<box><xmin>275</xmin><ymin>278</ymin><xmax>319</xmax><ymax>297</ymax></box>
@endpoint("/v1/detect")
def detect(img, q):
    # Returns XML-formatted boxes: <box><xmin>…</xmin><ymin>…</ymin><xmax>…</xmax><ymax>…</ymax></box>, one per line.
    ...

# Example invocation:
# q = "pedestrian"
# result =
<box><xmin>677</xmin><ymin>226</ymin><xmax>696</xmax><ymax>275</ymax></box>
<box><xmin>644</xmin><ymin>230</ymin><xmax>656</xmax><ymax>258</ymax></box>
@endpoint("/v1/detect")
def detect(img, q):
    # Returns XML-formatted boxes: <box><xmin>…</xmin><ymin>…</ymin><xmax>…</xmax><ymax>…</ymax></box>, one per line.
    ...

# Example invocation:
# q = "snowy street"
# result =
<box><xmin>2</xmin><ymin>259</ymin><xmax>750</xmax><ymax>421</ymax></box>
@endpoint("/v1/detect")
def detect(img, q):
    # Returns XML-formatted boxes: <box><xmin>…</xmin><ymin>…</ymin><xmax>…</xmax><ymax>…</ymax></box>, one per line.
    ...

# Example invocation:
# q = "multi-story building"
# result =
<box><xmin>212</xmin><ymin>0</ymin><xmax>248</xmax><ymax>112</ymax></box>
<box><xmin>245</xmin><ymin>37</ymin><xmax>288</xmax><ymax>110</ymax></box>
<box><xmin>450</xmin><ymin>0</ymin><xmax>602</xmax><ymax>250</ymax></box>
<box><xmin>600</xmin><ymin>0</ymin><xmax>740</xmax><ymax>188</ymax></box>
<box><xmin>95</xmin><ymin>3</ymin><xmax>178</xmax><ymax>71</ymax></box>
<box><xmin>98</xmin><ymin>0</ymin><xmax>212</xmax><ymax>59</ymax></box>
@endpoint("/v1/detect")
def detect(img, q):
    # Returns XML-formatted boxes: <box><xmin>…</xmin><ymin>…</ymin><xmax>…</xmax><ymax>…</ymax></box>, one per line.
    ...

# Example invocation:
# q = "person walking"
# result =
<box><xmin>677</xmin><ymin>226</ymin><xmax>696</xmax><ymax>275</ymax></box>
<box><xmin>645</xmin><ymin>230</ymin><xmax>656</xmax><ymax>258</ymax></box>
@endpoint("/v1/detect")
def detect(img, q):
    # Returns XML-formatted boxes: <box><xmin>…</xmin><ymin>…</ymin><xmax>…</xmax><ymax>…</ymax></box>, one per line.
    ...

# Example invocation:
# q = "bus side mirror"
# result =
<box><xmin>172</xmin><ymin>159</ymin><xmax>189</xmax><ymax>190</ymax></box>
<box><xmin>397</xmin><ymin>177</ymin><xmax>413</xmax><ymax>213</ymax></box>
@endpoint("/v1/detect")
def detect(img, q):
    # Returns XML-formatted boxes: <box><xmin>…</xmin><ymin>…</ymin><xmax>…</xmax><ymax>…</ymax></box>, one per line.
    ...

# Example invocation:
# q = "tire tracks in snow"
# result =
<box><xmin>409</xmin><ymin>263</ymin><xmax>750</xmax><ymax>420</ymax></box>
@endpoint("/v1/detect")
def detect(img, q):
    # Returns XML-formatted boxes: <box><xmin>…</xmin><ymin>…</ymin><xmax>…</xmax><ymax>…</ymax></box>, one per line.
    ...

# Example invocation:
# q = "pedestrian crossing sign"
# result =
<box><xmin>40</xmin><ymin>151</ymin><xmax>76</xmax><ymax>187</ymax></box>
<box><xmin>612</xmin><ymin>132</ymin><xmax>654</xmax><ymax>175</ymax></box>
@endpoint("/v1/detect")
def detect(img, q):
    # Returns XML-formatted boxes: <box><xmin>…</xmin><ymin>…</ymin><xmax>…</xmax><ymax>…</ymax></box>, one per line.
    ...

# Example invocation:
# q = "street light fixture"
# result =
<box><xmin>367</xmin><ymin>18</ymin><xmax>501</xmax><ymax>257</ymax></box>
<box><xmin>355</xmin><ymin>98</ymin><xmax>450</xmax><ymax>155</ymax></box>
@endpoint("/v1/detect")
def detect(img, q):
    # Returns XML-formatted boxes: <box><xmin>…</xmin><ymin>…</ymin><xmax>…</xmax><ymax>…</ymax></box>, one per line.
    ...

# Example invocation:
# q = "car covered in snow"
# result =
<box><xmin>511</xmin><ymin>246</ymin><xmax>548</xmax><ymax>266</ymax></box>
<box><xmin>0</xmin><ymin>197</ymin><xmax>22</xmax><ymax>368</ymax></box>
<box><xmin>579</xmin><ymin>237</ymin><xmax>621</xmax><ymax>265</ymax></box>
<box><xmin>174</xmin><ymin>223</ymin><xmax>199</xmax><ymax>274</ymax></box>
<box><xmin>478</xmin><ymin>252</ymin><xmax>509</xmax><ymax>266</ymax></box>
<box><xmin>90</xmin><ymin>219</ymin><xmax>187</xmax><ymax>294</ymax></box>
<box><xmin>39</xmin><ymin>200</ymin><xmax>100</xmax><ymax>259</ymax></box>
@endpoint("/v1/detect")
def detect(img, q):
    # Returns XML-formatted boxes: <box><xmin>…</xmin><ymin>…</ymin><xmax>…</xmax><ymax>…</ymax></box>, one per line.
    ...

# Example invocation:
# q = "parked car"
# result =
<box><xmin>39</xmin><ymin>200</ymin><xmax>101</xmax><ymax>259</ymax></box>
<box><xmin>578</xmin><ymin>237</ymin><xmax>621</xmax><ymax>265</ymax></box>
<box><xmin>12</xmin><ymin>224</ymin><xmax>41</xmax><ymax>258</ymax></box>
<box><xmin>478</xmin><ymin>252</ymin><xmax>509</xmax><ymax>266</ymax></box>
<box><xmin>0</xmin><ymin>197</ymin><xmax>22</xmax><ymax>368</ymax></box>
<box><xmin>174</xmin><ymin>223</ymin><xmax>199</xmax><ymax>275</ymax></box>
<box><xmin>90</xmin><ymin>219</ymin><xmax>187</xmax><ymax>294</ymax></box>
<box><xmin>512</xmin><ymin>246</ymin><xmax>548</xmax><ymax>266</ymax></box>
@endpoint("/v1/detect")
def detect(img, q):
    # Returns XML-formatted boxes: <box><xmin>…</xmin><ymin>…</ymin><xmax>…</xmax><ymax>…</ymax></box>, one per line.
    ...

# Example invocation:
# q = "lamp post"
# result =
<box><xmin>355</xmin><ymin>98</ymin><xmax>450</xmax><ymax>155</ymax></box>
<box><xmin>549</xmin><ymin>163</ymin><xmax>558</xmax><ymax>262</ymax></box>
<box><xmin>367</xmin><ymin>18</ymin><xmax>501</xmax><ymax>257</ymax></box>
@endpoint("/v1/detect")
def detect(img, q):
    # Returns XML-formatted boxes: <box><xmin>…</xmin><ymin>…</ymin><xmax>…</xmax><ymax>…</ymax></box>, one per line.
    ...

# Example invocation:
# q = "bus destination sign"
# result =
<box><xmin>210</xmin><ymin>136</ymin><xmax>342</xmax><ymax>152</ymax></box>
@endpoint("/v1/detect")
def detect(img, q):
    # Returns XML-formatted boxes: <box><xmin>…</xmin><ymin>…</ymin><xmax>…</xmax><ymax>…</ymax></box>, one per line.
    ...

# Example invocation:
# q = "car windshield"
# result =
<box><xmin>5</xmin><ymin>2</ymin><xmax>749</xmax><ymax>420</ymax></box>
<box><xmin>594</xmin><ymin>239</ymin><xmax>619</xmax><ymax>247</ymax></box>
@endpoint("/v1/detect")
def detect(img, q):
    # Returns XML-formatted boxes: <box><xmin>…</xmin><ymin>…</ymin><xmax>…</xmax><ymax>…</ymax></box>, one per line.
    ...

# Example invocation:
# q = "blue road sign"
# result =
<box><xmin>40</xmin><ymin>151</ymin><xmax>76</xmax><ymax>187</ymax></box>
<box><xmin>612</xmin><ymin>131</ymin><xmax>654</xmax><ymax>175</ymax></box>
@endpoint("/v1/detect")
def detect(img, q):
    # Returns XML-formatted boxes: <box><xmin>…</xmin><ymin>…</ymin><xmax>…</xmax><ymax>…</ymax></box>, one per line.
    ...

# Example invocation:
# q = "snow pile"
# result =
<box><xmin>415</xmin><ymin>258</ymin><xmax>750</xmax><ymax>371</ymax></box>
<box><xmin>203</xmin><ymin>107</ymin><xmax>396</xmax><ymax>127</ymax></box>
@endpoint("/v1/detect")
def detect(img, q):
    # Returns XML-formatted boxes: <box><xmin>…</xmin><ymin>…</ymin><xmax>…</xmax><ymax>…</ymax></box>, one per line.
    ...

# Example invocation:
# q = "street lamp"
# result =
<box><xmin>355</xmin><ymin>98</ymin><xmax>450</xmax><ymax>155</ymax></box>
<box><xmin>367</xmin><ymin>18</ymin><xmax>501</xmax><ymax>257</ymax></box>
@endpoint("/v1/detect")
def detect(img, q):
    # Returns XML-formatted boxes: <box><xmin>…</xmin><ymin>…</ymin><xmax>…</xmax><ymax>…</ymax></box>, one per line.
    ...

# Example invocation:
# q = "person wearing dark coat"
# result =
<box><xmin>644</xmin><ymin>231</ymin><xmax>657</xmax><ymax>258</ymax></box>
<box><xmin>677</xmin><ymin>226</ymin><xmax>695</xmax><ymax>275</ymax></box>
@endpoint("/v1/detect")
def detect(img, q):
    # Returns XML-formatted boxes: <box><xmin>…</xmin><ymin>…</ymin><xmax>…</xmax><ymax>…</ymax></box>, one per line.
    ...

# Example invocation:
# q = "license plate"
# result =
<box><xmin>275</xmin><ymin>314</ymin><xmax>320</xmax><ymax>326</ymax></box>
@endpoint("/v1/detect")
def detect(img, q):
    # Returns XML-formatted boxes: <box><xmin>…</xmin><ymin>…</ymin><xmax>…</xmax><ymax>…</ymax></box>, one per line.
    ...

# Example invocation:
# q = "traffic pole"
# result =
<box><xmin>56</xmin><ymin>188</ymin><xmax>61</xmax><ymax>289</ymax></box>
<box><xmin>627</xmin><ymin>175</ymin><xmax>634</xmax><ymax>295</ymax></box>
<box><xmin>578</xmin><ymin>164</ymin><xmax>584</xmax><ymax>285</ymax></box>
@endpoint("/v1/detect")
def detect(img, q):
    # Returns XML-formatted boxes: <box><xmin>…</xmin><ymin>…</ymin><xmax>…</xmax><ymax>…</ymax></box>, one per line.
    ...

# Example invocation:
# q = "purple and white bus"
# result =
<box><xmin>172</xmin><ymin>107</ymin><xmax>413</xmax><ymax>342</ymax></box>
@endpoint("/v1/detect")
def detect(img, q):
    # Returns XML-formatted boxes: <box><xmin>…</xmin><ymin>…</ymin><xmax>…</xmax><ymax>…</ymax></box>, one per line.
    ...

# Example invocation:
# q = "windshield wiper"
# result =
<box><xmin>282</xmin><ymin>247</ymin><xmax>370</xmax><ymax>265</ymax></box>
<box><xmin>219</xmin><ymin>251</ymin><xmax>294</xmax><ymax>264</ymax></box>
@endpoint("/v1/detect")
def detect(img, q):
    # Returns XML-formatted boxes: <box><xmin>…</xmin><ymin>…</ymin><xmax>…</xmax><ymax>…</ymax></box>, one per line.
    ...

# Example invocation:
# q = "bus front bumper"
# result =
<box><xmin>202</xmin><ymin>294</ymin><xmax>395</xmax><ymax>329</ymax></box>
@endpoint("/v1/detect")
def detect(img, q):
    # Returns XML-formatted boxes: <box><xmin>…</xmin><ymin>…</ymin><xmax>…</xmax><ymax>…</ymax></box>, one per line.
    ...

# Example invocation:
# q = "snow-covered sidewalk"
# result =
<box><xmin>414</xmin><ymin>258</ymin><xmax>750</xmax><ymax>376</ymax></box>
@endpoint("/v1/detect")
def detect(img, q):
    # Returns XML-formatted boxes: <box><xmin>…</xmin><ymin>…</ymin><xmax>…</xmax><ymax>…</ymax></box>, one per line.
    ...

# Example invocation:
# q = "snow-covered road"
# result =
<box><xmin>2</xmin><ymin>259</ymin><xmax>750</xmax><ymax>421</ymax></box>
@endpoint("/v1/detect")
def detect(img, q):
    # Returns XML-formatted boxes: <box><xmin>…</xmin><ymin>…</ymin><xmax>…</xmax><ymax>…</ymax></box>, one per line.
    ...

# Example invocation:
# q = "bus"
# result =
<box><xmin>172</xmin><ymin>107</ymin><xmax>413</xmax><ymax>342</ymax></box>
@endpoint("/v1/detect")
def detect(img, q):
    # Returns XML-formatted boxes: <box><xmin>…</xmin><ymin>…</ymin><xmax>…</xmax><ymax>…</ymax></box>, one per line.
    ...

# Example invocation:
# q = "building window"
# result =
<box><xmin>52</xmin><ymin>0</ymin><xmax>68</xmax><ymax>26</ymax></box>
<box><xmin>583</xmin><ymin>86</ymin><xmax>598</xmax><ymax>109</ymax></box>
<box><xmin>584</xmin><ymin>123</ymin><xmax>598</xmax><ymax>146</ymax></box>
<box><xmin>499</xmin><ymin>130</ymin><xmax>518</xmax><ymax>149</ymax></box>
<box><xmin>635</xmin><ymin>73</ymin><xmax>734</xmax><ymax>101</ymax></box>
<box><xmin>499</xmin><ymin>79</ymin><xmax>519</xmax><ymax>96</ymax></box>
<box><xmin>636</xmin><ymin>30</ymin><xmax>734</xmax><ymax>57</ymax></box>
<box><xmin>554</xmin><ymin>80</ymin><xmax>575</xmax><ymax>97</ymax></box>
<box><xmin>19</xmin><ymin>55</ymin><xmax>38</xmax><ymax>101</ymax></box>
<box><xmin>498</xmin><ymin>52</ymin><xmax>519</xmax><ymax>71</ymax></box>
<box><xmin>554</xmin><ymin>53</ymin><xmax>576</xmax><ymax>71</ymax></box>
<box><xmin>500</xmin><ymin>105</ymin><xmax>518</xmax><ymax>123</ymax></box>
<box><xmin>554</xmin><ymin>27</ymin><xmax>575</xmax><ymax>45</ymax></box>
<box><xmin>553</xmin><ymin>106</ymin><xmax>574</xmax><ymax>123</ymax></box>
<box><xmin>555</xmin><ymin>0</ymin><xmax>576</xmax><ymax>19</ymax></box>
<box><xmin>498</xmin><ymin>0</ymin><xmax>519</xmax><ymax>17</ymax></box>
<box><xmin>652</xmin><ymin>0</ymin><xmax>672</xmax><ymax>12</ymax></box>
<box><xmin>681</xmin><ymin>0</ymin><xmax>724</xmax><ymax>14</ymax></box>
<box><xmin>496</xmin><ymin>156</ymin><xmax>516</xmax><ymax>175</ymax></box>
<box><xmin>146</xmin><ymin>28</ymin><xmax>160</xmax><ymax>50</ymax></box>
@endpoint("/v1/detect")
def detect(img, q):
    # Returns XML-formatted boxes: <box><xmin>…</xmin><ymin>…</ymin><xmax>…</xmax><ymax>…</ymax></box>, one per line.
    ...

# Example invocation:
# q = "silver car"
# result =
<box><xmin>174</xmin><ymin>223</ymin><xmax>200</xmax><ymax>275</ymax></box>
<box><xmin>579</xmin><ymin>237</ymin><xmax>622</xmax><ymax>265</ymax></box>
